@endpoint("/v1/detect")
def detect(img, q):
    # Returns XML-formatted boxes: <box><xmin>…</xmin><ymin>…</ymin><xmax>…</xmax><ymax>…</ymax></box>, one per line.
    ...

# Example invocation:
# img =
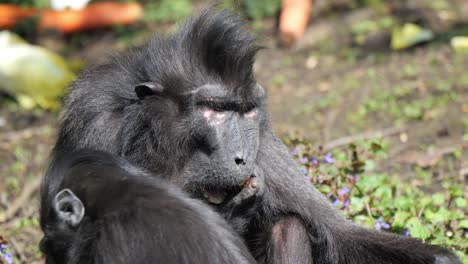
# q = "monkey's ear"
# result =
<box><xmin>53</xmin><ymin>189</ymin><xmax>85</xmax><ymax>227</ymax></box>
<box><xmin>256</xmin><ymin>84</ymin><xmax>265</xmax><ymax>96</ymax></box>
<box><xmin>134</xmin><ymin>82</ymin><xmax>164</xmax><ymax>99</ymax></box>
<box><xmin>253</xmin><ymin>84</ymin><xmax>266</xmax><ymax>98</ymax></box>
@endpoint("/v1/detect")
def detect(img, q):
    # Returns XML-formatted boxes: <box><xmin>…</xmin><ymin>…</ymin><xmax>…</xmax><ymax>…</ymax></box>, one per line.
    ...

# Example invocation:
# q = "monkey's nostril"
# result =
<box><xmin>235</xmin><ymin>157</ymin><xmax>246</xmax><ymax>165</ymax></box>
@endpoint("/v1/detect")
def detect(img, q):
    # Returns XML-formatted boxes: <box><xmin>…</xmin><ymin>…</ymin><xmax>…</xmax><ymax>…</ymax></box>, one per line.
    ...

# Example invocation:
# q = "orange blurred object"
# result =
<box><xmin>0</xmin><ymin>2</ymin><xmax>143</xmax><ymax>34</ymax></box>
<box><xmin>279</xmin><ymin>0</ymin><xmax>313</xmax><ymax>47</ymax></box>
<box><xmin>0</xmin><ymin>4</ymin><xmax>36</xmax><ymax>29</ymax></box>
<box><xmin>39</xmin><ymin>2</ymin><xmax>143</xmax><ymax>33</ymax></box>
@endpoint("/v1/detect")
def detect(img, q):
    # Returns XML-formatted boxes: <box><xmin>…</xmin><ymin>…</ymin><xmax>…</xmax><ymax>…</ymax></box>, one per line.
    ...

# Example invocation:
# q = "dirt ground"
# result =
<box><xmin>0</xmin><ymin>1</ymin><xmax>467</xmax><ymax>263</ymax></box>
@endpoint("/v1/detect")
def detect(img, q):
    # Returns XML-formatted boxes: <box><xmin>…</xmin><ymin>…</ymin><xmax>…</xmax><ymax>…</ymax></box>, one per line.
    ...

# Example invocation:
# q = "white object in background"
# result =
<box><xmin>0</xmin><ymin>31</ymin><xmax>75</xmax><ymax>109</ymax></box>
<box><xmin>50</xmin><ymin>0</ymin><xmax>91</xmax><ymax>10</ymax></box>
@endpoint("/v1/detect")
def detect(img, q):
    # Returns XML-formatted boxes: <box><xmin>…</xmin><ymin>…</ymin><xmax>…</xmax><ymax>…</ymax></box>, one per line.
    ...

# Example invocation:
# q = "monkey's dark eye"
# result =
<box><xmin>208</xmin><ymin>106</ymin><xmax>225</xmax><ymax>113</ymax></box>
<box><xmin>134</xmin><ymin>82</ymin><xmax>164</xmax><ymax>99</ymax></box>
<box><xmin>197</xmin><ymin>100</ymin><xmax>227</xmax><ymax>113</ymax></box>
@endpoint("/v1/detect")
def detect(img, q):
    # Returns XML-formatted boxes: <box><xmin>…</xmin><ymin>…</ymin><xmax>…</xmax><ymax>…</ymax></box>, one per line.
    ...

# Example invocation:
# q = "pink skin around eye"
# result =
<box><xmin>203</xmin><ymin>109</ymin><xmax>213</xmax><ymax>120</ymax></box>
<box><xmin>215</xmin><ymin>112</ymin><xmax>225</xmax><ymax>119</ymax></box>
<box><xmin>245</xmin><ymin>110</ymin><xmax>257</xmax><ymax>118</ymax></box>
<box><xmin>203</xmin><ymin>109</ymin><xmax>225</xmax><ymax>125</ymax></box>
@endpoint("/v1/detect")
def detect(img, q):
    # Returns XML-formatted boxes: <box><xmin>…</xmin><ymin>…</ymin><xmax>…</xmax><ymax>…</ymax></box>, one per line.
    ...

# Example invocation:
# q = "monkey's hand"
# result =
<box><xmin>224</xmin><ymin>167</ymin><xmax>265</xmax><ymax>209</ymax></box>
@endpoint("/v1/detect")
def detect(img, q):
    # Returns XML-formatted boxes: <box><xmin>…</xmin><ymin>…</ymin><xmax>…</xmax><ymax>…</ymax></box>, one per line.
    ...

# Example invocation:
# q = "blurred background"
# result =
<box><xmin>0</xmin><ymin>0</ymin><xmax>466</xmax><ymax>263</ymax></box>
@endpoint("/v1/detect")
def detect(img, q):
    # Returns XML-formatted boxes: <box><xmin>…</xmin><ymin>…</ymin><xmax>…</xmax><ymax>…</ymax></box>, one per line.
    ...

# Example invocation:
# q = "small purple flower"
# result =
<box><xmin>343</xmin><ymin>199</ymin><xmax>350</xmax><ymax>208</ymax></box>
<box><xmin>332</xmin><ymin>199</ymin><xmax>340</xmax><ymax>206</ymax></box>
<box><xmin>353</xmin><ymin>174</ymin><xmax>359</xmax><ymax>183</ymax></box>
<box><xmin>291</xmin><ymin>148</ymin><xmax>299</xmax><ymax>155</ymax></box>
<box><xmin>300</xmin><ymin>167</ymin><xmax>308</xmax><ymax>175</ymax></box>
<box><xmin>402</xmin><ymin>229</ymin><xmax>410</xmax><ymax>237</ymax></box>
<box><xmin>0</xmin><ymin>244</ymin><xmax>13</xmax><ymax>264</ymax></box>
<box><xmin>374</xmin><ymin>217</ymin><xmax>390</xmax><ymax>230</ymax></box>
<box><xmin>347</xmin><ymin>174</ymin><xmax>360</xmax><ymax>184</ymax></box>
<box><xmin>3</xmin><ymin>253</ymin><xmax>12</xmax><ymax>264</ymax></box>
<box><xmin>311</xmin><ymin>157</ymin><xmax>318</xmax><ymax>165</ymax></box>
<box><xmin>338</xmin><ymin>187</ymin><xmax>350</xmax><ymax>197</ymax></box>
<box><xmin>298</xmin><ymin>157</ymin><xmax>308</xmax><ymax>164</ymax></box>
<box><xmin>323</xmin><ymin>152</ymin><xmax>334</xmax><ymax>164</ymax></box>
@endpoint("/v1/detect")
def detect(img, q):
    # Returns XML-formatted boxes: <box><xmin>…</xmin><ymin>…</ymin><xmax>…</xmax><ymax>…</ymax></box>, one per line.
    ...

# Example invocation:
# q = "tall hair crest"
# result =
<box><xmin>177</xmin><ymin>10</ymin><xmax>261</xmax><ymax>87</ymax></box>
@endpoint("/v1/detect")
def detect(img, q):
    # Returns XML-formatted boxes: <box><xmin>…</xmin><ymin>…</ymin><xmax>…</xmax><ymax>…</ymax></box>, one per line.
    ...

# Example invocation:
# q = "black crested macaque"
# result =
<box><xmin>39</xmin><ymin>151</ymin><xmax>256</xmax><ymax>264</ymax></box>
<box><xmin>50</xmin><ymin>9</ymin><xmax>461</xmax><ymax>264</ymax></box>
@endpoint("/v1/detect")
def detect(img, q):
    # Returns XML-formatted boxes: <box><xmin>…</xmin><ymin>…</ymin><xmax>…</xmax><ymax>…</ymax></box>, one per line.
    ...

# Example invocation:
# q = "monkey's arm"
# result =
<box><xmin>268</xmin><ymin>216</ymin><xmax>313</xmax><ymax>264</ymax></box>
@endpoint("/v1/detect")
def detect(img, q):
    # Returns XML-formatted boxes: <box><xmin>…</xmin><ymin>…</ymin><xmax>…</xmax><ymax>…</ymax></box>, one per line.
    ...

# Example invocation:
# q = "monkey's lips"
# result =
<box><xmin>202</xmin><ymin>189</ymin><xmax>230</xmax><ymax>205</ymax></box>
<box><xmin>202</xmin><ymin>175</ymin><xmax>259</xmax><ymax>206</ymax></box>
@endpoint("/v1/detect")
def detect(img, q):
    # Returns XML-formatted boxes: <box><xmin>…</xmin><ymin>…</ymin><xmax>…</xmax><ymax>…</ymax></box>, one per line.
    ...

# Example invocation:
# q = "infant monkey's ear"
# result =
<box><xmin>54</xmin><ymin>188</ymin><xmax>85</xmax><ymax>227</ymax></box>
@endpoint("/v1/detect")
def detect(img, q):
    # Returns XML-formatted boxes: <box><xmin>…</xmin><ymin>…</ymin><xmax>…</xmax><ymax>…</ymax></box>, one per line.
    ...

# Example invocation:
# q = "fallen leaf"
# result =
<box><xmin>391</xmin><ymin>23</ymin><xmax>434</xmax><ymax>50</ymax></box>
<box><xmin>451</xmin><ymin>36</ymin><xmax>468</xmax><ymax>54</ymax></box>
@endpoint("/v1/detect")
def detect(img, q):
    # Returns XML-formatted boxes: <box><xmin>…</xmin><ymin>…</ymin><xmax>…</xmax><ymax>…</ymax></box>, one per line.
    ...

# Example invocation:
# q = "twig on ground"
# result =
<box><xmin>387</xmin><ymin>143</ymin><xmax>411</xmax><ymax>159</ymax></box>
<box><xmin>8</xmin><ymin>237</ymin><xmax>27</xmax><ymax>263</ymax></box>
<box><xmin>397</xmin><ymin>145</ymin><xmax>461</xmax><ymax>167</ymax></box>
<box><xmin>417</xmin><ymin>206</ymin><xmax>426</xmax><ymax>218</ymax></box>
<box><xmin>0</xmin><ymin>176</ymin><xmax>42</xmax><ymax>223</ymax></box>
<box><xmin>323</xmin><ymin>126</ymin><xmax>407</xmax><ymax>151</ymax></box>
<box><xmin>322</xmin><ymin>108</ymin><xmax>341</xmax><ymax>144</ymax></box>
<box><xmin>0</xmin><ymin>125</ymin><xmax>52</xmax><ymax>143</ymax></box>
<box><xmin>459</xmin><ymin>167</ymin><xmax>468</xmax><ymax>181</ymax></box>
<box><xmin>365</xmin><ymin>201</ymin><xmax>373</xmax><ymax>219</ymax></box>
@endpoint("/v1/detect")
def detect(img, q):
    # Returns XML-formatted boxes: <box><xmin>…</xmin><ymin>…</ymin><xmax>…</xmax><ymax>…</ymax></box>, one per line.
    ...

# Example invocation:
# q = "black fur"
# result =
<box><xmin>50</xmin><ymin>9</ymin><xmax>461</xmax><ymax>264</ymax></box>
<box><xmin>40</xmin><ymin>150</ymin><xmax>255</xmax><ymax>264</ymax></box>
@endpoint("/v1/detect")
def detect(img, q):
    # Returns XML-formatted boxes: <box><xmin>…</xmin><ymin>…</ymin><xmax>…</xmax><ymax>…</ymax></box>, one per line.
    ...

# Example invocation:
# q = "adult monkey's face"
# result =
<box><xmin>133</xmin><ymin>81</ymin><xmax>266</xmax><ymax>208</ymax></box>
<box><xmin>181</xmin><ymin>83</ymin><xmax>266</xmax><ymax>207</ymax></box>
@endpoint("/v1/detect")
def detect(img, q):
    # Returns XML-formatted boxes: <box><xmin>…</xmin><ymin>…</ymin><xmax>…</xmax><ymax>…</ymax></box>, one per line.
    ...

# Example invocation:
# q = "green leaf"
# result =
<box><xmin>432</xmin><ymin>193</ymin><xmax>445</xmax><ymax>206</ymax></box>
<box><xmin>407</xmin><ymin>217</ymin><xmax>430</xmax><ymax>240</ymax></box>
<box><xmin>418</xmin><ymin>197</ymin><xmax>432</xmax><ymax>208</ymax></box>
<box><xmin>319</xmin><ymin>185</ymin><xmax>331</xmax><ymax>194</ymax></box>
<box><xmin>357</xmin><ymin>174</ymin><xmax>385</xmax><ymax>191</ymax></box>
<box><xmin>374</xmin><ymin>186</ymin><xmax>392</xmax><ymax>200</ymax></box>
<box><xmin>394</xmin><ymin>196</ymin><xmax>412</xmax><ymax>210</ymax></box>
<box><xmin>392</xmin><ymin>211</ymin><xmax>410</xmax><ymax>227</ymax></box>
<box><xmin>144</xmin><ymin>0</ymin><xmax>192</xmax><ymax>22</ymax></box>
<box><xmin>349</xmin><ymin>197</ymin><xmax>366</xmax><ymax>214</ymax></box>
<box><xmin>364</xmin><ymin>160</ymin><xmax>376</xmax><ymax>171</ymax></box>
<box><xmin>449</xmin><ymin>186</ymin><xmax>464</xmax><ymax>197</ymax></box>
<box><xmin>403</xmin><ymin>104</ymin><xmax>422</xmax><ymax>119</ymax></box>
<box><xmin>458</xmin><ymin>220</ymin><xmax>468</xmax><ymax>229</ymax></box>
<box><xmin>454</xmin><ymin>197</ymin><xmax>466</xmax><ymax>208</ymax></box>
<box><xmin>463</xmin><ymin>133</ymin><xmax>468</xmax><ymax>142</ymax></box>
<box><xmin>370</xmin><ymin>142</ymin><xmax>383</xmax><ymax>152</ymax></box>
<box><xmin>427</xmin><ymin>208</ymin><xmax>451</xmax><ymax>223</ymax></box>
<box><xmin>244</xmin><ymin>0</ymin><xmax>282</xmax><ymax>19</ymax></box>
<box><xmin>353</xmin><ymin>215</ymin><xmax>374</xmax><ymax>227</ymax></box>
<box><xmin>351</xmin><ymin>20</ymin><xmax>379</xmax><ymax>35</ymax></box>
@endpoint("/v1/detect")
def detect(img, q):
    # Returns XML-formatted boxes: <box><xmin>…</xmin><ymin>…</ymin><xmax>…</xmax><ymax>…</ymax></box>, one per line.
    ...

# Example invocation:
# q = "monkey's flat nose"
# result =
<box><xmin>235</xmin><ymin>157</ymin><xmax>246</xmax><ymax>166</ymax></box>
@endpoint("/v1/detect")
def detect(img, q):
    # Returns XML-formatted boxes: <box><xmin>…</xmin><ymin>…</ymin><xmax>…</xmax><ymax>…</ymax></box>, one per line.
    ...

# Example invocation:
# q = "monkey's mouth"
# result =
<box><xmin>202</xmin><ymin>187</ymin><xmax>239</xmax><ymax>205</ymax></box>
<box><xmin>202</xmin><ymin>175</ymin><xmax>259</xmax><ymax>206</ymax></box>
